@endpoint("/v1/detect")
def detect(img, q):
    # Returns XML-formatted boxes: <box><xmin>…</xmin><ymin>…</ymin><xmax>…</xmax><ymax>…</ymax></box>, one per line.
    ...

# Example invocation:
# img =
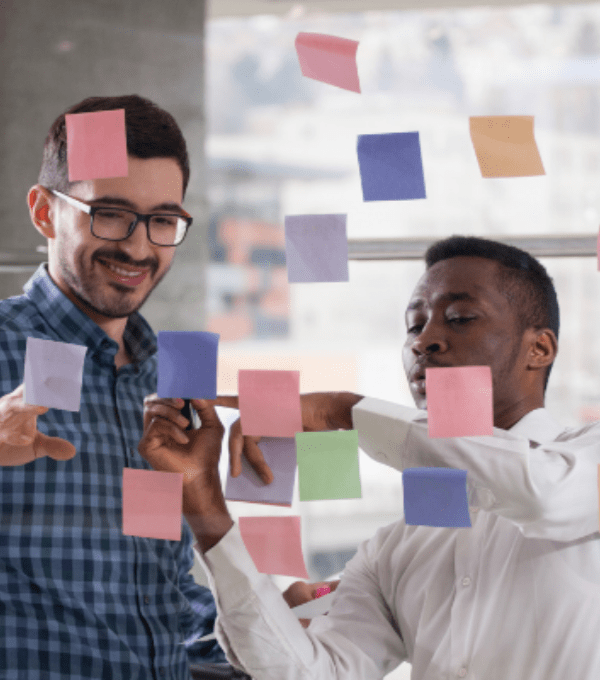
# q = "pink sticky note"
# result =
<box><xmin>66</xmin><ymin>109</ymin><xmax>129</xmax><ymax>181</ymax></box>
<box><xmin>122</xmin><ymin>468</ymin><xmax>183</xmax><ymax>541</ymax></box>
<box><xmin>295</xmin><ymin>32</ymin><xmax>361</xmax><ymax>94</ymax></box>
<box><xmin>238</xmin><ymin>370</ymin><xmax>303</xmax><ymax>437</ymax></box>
<box><xmin>239</xmin><ymin>516</ymin><xmax>309</xmax><ymax>578</ymax></box>
<box><xmin>426</xmin><ymin>366</ymin><xmax>494</xmax><ymax>438</ymax></box>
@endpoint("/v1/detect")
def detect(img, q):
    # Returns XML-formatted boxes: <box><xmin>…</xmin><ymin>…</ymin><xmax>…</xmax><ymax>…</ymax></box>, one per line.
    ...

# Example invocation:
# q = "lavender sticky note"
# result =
<box><xmin>357</xmin><ymin>132</ymin><xmax>427</xmax><ymax>201</ymax></box>
<box><xmin>403</xmin><ymin>467</ymin><xmax>471</xmax><ymax>528</ymax></box>
<box><xmin>65</xmin><ymin>109</ymin><xmax>128</xmax><ymax>182</ymax></box>
<box><xmin>23</xmin><ymin>337</ymin><xmax>87</xmax><ymax>411</ymax></box>
<box><xmin>284</xmin><ymin>214</ymin><xmax>349</xmax><ymax>283</ymax></box>
<box><xmin>157</xmin><ymin>331</ymin><xmax>219</xmax><ymax>399</ymax></box>
<box><xmin>225</xmin><ymin>437</ymin><xmax>297</xmax><ymax>506</ymax></box>
<box><xmin>122</xmin><ymin>468</ymin><xmax>184</xmax><ymax>541</ymax></box>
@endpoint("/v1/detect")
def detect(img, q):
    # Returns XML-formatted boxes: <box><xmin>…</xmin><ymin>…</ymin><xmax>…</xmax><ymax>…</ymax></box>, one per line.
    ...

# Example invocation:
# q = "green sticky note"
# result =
<box><xmin>296</xmin><ymin>430</ymin><xmax>361</xmax><ymax>501</ymax></box>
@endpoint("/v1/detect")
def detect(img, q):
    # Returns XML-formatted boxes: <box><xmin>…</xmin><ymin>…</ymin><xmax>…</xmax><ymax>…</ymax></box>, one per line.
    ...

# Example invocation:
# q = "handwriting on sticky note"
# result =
<box><xmin>296</xmin><ymin>430</ymin><xmax>361</xmax><ymax>501</ymax></box>
<box><xmin>225</xmin><ymin>437</ymin><xmax>297</xmax><ymax>506</ymax></box>
<box><xmin>426</xmin><ymin>366</ymin><xmax>494</xmax><ymax>439</ymax></box>
<box><xmin>239</xmin><ymin>516</ymin><xmax>309</xmax><ymax>578</ymax></box>
<box><xmin>23</xmin><ymin>337</ymin><xmax>87</xmax><ymax>412</ymax></box>
<box><xmin>469</xmin><ymin>116</ymin><xmax>545</xmax><ymax>178</ymax></box>
<box><xmin>357</xmin><ymin>132</ymin><xmax>427</xmax><ymax>201</ymax></box>
<box><xmin>284</xmin><ymin>214</ymin><xmax>349</xmax><ymax>283</ymax></box>
<box><xmin>238</xmin><ymin>370</ymin><xmax>302</xmax><ymax>437</ymax></box>
<box><xmin>403</xmin><ymin>467</ymin><xmax>471</xmax><ymax>528</ymax></box>
<box><xmin>157</xmin><ymin>331</ymin><xmax>219</xmax><ymax>399</ymax></box>
<box><xmin>65</xmin><ymin>109</ymin><xmax>128</xmax><ymax>182</ymax></box>
<box><xmin>295</xmin><ymin>32</ymin><xmax>360</xmax><ymax>93</ymax></box>
<box><xmin>122</xmin><ymin>468</ymin><xmax>183</xmax><ymax>541</ymax></box>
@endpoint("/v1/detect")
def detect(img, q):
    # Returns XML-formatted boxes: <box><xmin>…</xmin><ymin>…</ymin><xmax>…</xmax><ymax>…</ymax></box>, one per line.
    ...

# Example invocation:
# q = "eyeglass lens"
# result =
<box><xmin>92</xmin><ymin>208</ymin><xmax>187</xmax><ymax>246</ymax></box>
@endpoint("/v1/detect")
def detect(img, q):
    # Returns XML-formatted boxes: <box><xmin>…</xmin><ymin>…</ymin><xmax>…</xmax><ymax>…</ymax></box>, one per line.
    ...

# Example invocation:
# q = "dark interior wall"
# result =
<box><xmin>0</xmin><ymin>0</ymin><xmax>207</xmax><ymax>331</ymax></box>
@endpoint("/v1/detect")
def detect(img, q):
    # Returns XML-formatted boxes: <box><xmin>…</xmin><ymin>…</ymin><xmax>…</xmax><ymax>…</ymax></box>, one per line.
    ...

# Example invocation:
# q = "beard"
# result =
<box><xmin>57</xmin><ymin>245</ymin><xmax>168</xmax><ymax>319</ymax></box>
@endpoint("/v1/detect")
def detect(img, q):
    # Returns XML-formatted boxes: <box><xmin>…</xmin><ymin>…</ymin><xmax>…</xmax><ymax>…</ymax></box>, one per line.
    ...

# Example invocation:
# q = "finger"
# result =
<box><xmin>228</xmin><ymin>419</ymin><xmax>244</xmax><ymax>477</ymax></box>
<box><xmin>243</xmin><ymin>438</ymin><xmax>273</xmax><ymax>485</ymax></box>
<box><xmin>35</xmin><ymin>433</ymin><xmax>77</xmax><ymax>461</ymax></box>
<box><xmin>144</xmin><ymin>403</ymin><xmax>189</xmax><ymax>430</ymax></box>
<box><xmin>215</xmin><ymin>395</ymin><xmax>239</xmax><ymax>410</ymax></box>
<box><xmin>190</xmin><ymin>399</ymin><xmax>224</xmax><ymax>430</ymax></box>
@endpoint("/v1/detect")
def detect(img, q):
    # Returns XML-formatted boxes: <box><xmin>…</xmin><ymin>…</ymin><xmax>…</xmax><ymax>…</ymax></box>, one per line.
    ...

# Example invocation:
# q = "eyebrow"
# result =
<box><xmin>90</xmin><ymin>195</ymin><xmax>185</xmax><ymax>214</ymax></box>
<box><xmin>406</xmin><ymin>292</ymin><xmax>478</xmax><ymax>313</ymax></box>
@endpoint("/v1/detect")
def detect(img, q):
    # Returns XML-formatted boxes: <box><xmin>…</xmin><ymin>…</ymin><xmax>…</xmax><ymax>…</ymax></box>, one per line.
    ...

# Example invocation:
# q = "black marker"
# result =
<box><xmin>181</xmin><ymin>399</ymin><xmax>194</xmax><ymax>431</ymax></box>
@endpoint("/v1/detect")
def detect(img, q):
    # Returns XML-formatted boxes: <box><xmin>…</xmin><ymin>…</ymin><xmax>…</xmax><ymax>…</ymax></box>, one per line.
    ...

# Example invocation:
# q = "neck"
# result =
<box><xmin>494</xmin><ymin>394</ymin><xmax>544</xmax><ymax>430</ymax></box>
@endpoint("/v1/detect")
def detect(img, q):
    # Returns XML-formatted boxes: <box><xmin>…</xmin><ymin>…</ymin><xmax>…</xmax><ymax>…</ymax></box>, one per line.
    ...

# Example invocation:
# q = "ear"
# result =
<box><xmin>526</xmin><ymin>328</ymin><xmax>558</xmax><ymax>372</ymax></box>
<box><xmin>27</xmin><ymin>185</ymin><xmax>56</xmax><ymax>239</ymax></box>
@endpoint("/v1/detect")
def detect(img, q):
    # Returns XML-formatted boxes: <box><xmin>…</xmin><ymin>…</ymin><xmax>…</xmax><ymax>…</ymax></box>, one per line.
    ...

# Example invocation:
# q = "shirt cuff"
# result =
<box><xmin>352</xmin><ymin>397</ymin><xmax>424</xmax><ymax>469</ymax></box>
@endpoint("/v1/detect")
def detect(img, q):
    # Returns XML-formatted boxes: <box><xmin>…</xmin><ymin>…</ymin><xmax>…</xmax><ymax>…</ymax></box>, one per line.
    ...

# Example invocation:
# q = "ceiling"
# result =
<box><xmin>208</xmin><ymin>0</ymin><xmax>598</xmax><ymax>19</ymax></box>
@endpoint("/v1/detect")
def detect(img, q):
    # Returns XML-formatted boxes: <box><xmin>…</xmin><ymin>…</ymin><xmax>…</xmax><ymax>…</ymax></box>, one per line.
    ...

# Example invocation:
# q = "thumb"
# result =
<box><xmin>35</xmin><ymin>433</ymin><xmax>77</xmax><ymax>461</ymax></box>
<box><xmin>190</xmin><ymin>399</ymin><xmax>224</xmax><ymax>429</ymax></box>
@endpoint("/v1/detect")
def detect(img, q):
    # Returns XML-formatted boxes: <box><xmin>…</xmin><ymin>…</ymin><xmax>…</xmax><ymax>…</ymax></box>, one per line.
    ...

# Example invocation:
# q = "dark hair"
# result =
<box><xmin>38</xmin><ymin>94</ymin><xmax>190</xmax><ymax>197</ymax></box>
<box><xmin>425</xmin><ymin>235</ymin><xmax>560</xmax><ymax>390</ymax></box>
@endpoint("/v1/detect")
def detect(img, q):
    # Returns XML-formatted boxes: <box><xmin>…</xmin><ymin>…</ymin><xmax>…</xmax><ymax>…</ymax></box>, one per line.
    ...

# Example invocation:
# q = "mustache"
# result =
<box><xmin>94</xmin><ymin>250</ymin><xmax>158</xmax><ymax>273</ymax></box>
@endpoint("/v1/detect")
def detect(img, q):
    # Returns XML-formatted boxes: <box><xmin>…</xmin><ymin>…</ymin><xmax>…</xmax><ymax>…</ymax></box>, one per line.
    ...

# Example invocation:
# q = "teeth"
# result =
<box><xmin>103</xmin><ymin>261</ymin><xmax>143</xmax><ymax>277</ymax></box>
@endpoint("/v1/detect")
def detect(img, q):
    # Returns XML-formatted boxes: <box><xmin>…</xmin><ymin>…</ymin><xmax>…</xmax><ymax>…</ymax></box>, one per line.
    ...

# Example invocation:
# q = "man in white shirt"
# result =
<box><xmin>139</xmin><ymin>236</ymin><xmax>600</xmax><ymax>680</ymax></box>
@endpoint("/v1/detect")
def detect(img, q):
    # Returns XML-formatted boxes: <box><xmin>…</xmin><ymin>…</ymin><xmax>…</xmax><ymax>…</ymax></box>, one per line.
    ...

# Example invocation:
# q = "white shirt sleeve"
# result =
<box><xmin>352</xmin><ymin>397</ymin><xmax>600</xmax><ymax>541</ymax></box>
<box><xmin>198</xmin><ymin>523</ymin><xmax>407</xmax><ymax>680</ymax></box>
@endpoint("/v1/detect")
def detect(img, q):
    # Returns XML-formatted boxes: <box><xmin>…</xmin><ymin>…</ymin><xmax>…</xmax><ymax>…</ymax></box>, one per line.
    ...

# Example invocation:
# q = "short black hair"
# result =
<box><xmin>38</xmin><ymin>94</ymin><xmax>190</xmax><ymax>197</ymax></box>
<box><xmin>425</xmin><ymin>235</ymin><xmax>560</xmax><ymax>391</ymax></box>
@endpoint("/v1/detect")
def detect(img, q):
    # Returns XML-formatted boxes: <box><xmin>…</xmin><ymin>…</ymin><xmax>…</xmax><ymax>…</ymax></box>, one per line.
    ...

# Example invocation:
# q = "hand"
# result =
<box><xmin>216</xmin><ymin>392</ymin><xmax>362</xmax><ymax>485</ymax></box>
<box><xmin>282</xmin><ymin>579</ymin><xmax>341</xmax><ymax>629</ymax></box>
<box><xmin>0</xmin><ymin>384</ymin><xmax>77</xmax><ymax>465</ymax></box>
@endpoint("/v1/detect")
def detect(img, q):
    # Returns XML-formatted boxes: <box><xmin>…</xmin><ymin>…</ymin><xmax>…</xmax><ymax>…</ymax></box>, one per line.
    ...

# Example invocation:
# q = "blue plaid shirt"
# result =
<box><xmin>0</xmin><ymin>265</ymin><xmax>225</xmax><ymax>679</ymax></box>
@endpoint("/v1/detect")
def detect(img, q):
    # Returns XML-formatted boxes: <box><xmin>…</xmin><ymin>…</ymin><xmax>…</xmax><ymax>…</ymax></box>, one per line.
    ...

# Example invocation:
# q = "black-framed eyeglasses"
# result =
<box><xmin>51</xmin><ymin>190</ymin><xmax>193</xmax><ymax>247</ymax></box>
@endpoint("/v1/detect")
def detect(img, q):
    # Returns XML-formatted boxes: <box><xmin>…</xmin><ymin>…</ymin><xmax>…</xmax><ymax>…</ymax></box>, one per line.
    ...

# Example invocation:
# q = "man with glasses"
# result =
<box><xmin>0</xmin><ymin>95</ymin><xmax>243</xmax><ymax>679</ymax></box>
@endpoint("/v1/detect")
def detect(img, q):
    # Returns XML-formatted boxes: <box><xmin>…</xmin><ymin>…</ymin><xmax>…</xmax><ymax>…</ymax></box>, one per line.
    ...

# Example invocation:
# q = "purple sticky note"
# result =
<box><xmin>403</xmin><ymin>467</ymin><xmax>471</xmax><ymax>527</ymax></box>
<box><xmin>426</xmin><ymin>366</ymin><xmax>494</xmax><ymax>438</ymax></box>
<box><xmin>157</xmin><ymin>331</ymin><xmax>219</xmax><ymax>399</ymax></box>
<box><xmin>284</xmin><ymin>214</ymin><xmax>349</xmax><ymax>283</ymax></box>
<box><xmin>357</xmin><ymin>132</ymin><xmax>427</xmax><ymax>201</ymax></box>
<box><xmin>122</xmin><ymin>468</ymin><xmax>183</xmax><ymax>541</ymax></box>
<box><xmin>295</xmin><ymin>32</ymin><xmax>361</xmax><ymax>93</ymax></box>
<box><xmin>65</xmin><ymin>109</ymin><xmax>128</xmax><ymax>181</ymax></box>
<box><xmin>238</xmin><ymin>370</ymin><xmax>303</xmax><ymax>437</ymax></box>
<box><xmin>225</xmin><ymin>437</ymin><xmax>297</xmax><ymax>506</ymax></box>
<box><xmin>239</xmin><ymin>515</ymin><xmax>309</xmax><ymax>578</ymax></box>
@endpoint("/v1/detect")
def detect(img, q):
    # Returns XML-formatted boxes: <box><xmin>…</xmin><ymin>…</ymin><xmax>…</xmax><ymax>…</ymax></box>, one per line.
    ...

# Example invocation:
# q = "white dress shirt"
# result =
<box><xmin>199</xmin><ymin>399</ymin><xmax>600</xmax><ymax>680</ymax></box>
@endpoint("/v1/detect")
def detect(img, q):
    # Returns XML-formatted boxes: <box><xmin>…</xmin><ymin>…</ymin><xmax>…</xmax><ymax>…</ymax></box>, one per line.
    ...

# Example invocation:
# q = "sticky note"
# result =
<box><xmin>296</xmin><ymin>430</ymin><xmax>361</xmax><ymax>501</ymax></box>
<box><xmin>65</xmin><ymin>109</ymin><xmax>128</xmax><ymax>181</ymax></box>
<box><xmin>469</xmin><ymin>116</ymin><xmax>545</xmax><ymax>178</ymax></box>
<box><xmin>426</xmin><ymin>366</ymin><xmax>494</xmax><ymax>439</ymax></box>
<box><xmin>122</xmin><ymin>468</ymin><xmax>183</xmax><ymax>541</ymax></box>
<box><xmin>292</xmin><ymin>590</ymin><xmax>335</xmax><ymax>619</ymax></box>
<box><xmin>357</xmin><ymin>132</ymin><xmax>427</xmax><ymax>201</ymax></box>
<box><xmin>295</xmin><ymin>32</ymin><xmax>360</xmax><ymax>93</ymax></box>
<box><xmin>284</xmin><ymin>214</ymin><xmax>349</xmax><ymax>283</ymax></box>
<box><xmin>23</xmin><ymin>337</ymin><xmax>87</xmax><ymax>411</ymax></box>
<box><xmin>239</xmin><ymin>516</ymin><xmax>309</xmax><ymax>578</ymax></box>
<box><xmin>225</xmin><ymin>437</ymin><xmax>297</xmax><ymax>506</ymax></box>
<box><xmin>238</xmin><ymin>370</ymin><xmax>303</xmax><ymax>437</ymax></box>
<box><xmin>157</xmin><ymin>331</ymin><xmax>219</xmax><ymax>399</ymax></box>
<box><xmin>403</xmin><ymin>467</ymin><xmax>471</xmax><ymax>527</ymax></box>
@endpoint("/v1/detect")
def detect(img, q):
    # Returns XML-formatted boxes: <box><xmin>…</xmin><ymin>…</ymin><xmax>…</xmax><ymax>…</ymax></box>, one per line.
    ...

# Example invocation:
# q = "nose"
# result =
<box><xmin>411</xmin><ymin>320</ymin><xmax>448</xmax><ymax>357</ymax></box>
<box><xmin>119</xmin><ymin>217</ymin><xmax>154</xmax><ymax>255</ymax></box>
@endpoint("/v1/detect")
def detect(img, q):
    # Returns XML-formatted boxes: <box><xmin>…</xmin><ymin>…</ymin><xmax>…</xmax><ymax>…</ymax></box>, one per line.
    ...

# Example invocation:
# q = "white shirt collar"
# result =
<box><xmin>508</xmin><ymin>407</ymin><xmax>564</xmax><ymax>445</ymax></box>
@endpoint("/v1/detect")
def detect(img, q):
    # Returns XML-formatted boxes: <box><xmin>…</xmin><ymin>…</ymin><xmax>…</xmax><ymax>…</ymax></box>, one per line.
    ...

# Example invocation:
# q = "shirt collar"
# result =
<box><xmin>23</xmin><ymin>264</ymin><xmax>157</xmax><ymax>363</ymax></box>
<box><xmin>508</xmin><ymin>407</ymin><xmax>564</xmax><ymax>445</ymax></box>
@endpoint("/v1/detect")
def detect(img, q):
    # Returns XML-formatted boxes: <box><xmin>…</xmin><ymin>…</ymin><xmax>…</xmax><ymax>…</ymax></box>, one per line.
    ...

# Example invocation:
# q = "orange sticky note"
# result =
<box><xmin>295</xmin><ymin>32</ymin><xmax>361</xmax><ymax>93</ymax></box>
<box><xmin>469</xmin><ymin>116</ymin><xmax>545</xmax><ymax>178</ymax></box>
<box><xmin>426</xmin><ymin>366</ymin><xmax>494</xmax><ymax>438</ymax></box>
<box><xmin>239</xmin><ymin>516</ymin><xmax>309</xmax><ymax>578</ymax></box>
<box><xmin>122</xmin><ymin>468</ymin><xmax>183</xmax><ymax>541</ymax></box>
<box><xmin>238</xmin><ymin>369</ymin><xmax>303</xmax><ymax>437</ymax></box>
<box><xmin>66</xmin><ymin>109</ymin><xmax>129</xmax><ymax>181</ymax></box>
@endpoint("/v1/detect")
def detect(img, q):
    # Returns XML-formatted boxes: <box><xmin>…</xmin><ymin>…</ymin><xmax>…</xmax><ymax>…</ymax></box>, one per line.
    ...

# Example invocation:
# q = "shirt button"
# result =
<box><xmin>458</xmin><ymin>667</ymin><xmax>468</xmax><ymax>678</ymax></box>
<box><xmin>144</xmin><ymin>595</ymin><xmax>150</xmax><ymax>605</ymax></box>
<box><xmin>462</xmin><ymin>577</ymin><xmax>471</xmax><ymax>587</ymax></box>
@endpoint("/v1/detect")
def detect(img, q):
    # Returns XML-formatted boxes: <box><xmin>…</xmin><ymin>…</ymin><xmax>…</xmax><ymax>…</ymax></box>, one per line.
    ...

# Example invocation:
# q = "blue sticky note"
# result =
<box><xmin>285</xmin><ymin>214</ymin><xmax>349</xmax><ymax>283</ymax></box>
<box><xmin>403</xmin><ymin>468</ymin><xmax>471</xmax><ymax>528</ymax></box>
<box><xmin>357</xmin><ymin>131</ymin><xmax>427</xmax><ymax>201</ymax></box>
<box><xmin>157</xmin><ymin>331</ymin><xmax>219</xmax><ymax>399</ymax></box>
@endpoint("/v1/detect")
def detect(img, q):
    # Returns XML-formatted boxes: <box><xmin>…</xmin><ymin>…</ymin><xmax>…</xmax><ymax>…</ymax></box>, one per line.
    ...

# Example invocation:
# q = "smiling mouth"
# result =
<box><xmin>97</xmin><ymin>258</ymin><xmax>150</xmax><ymax>287</ymax></box>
